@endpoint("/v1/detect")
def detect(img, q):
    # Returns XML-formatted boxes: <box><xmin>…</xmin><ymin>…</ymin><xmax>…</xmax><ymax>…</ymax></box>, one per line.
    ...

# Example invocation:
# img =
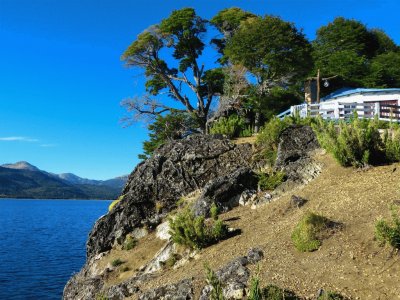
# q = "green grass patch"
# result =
<box><xmin>375</xmin><ymin>206</ymin><xmax>400</xmax><ymax>249</ymax></box>
<box><xmin>261</xmin><ymin>284</ymin><xmax>299</xmax><ymax>300</ymax></box>
<box><xmin>122</xmin><ymin>235</ymin><xmax>137</xmax><ymax>250</ymax></box>
<box><xmin>204</xmin><ymin>264</ymin><xmax>225</xmax><ymax>300</ymax></box>
<box><xmin>258</xmin><ymin>171</ymin><xmax>286</xmax><ymax>190</ymax></box>
<box><xmin>111</xmin><ymin>258</ymin><xmax>124</xmax><ymax>267</ymax></box>
<box><xmin>317</xmin><ymin>291</ymin><xmax>346</xmax><ymax>300</ymax></box>
<box><xmin>291</xmin><ymin>212</ymin><xmax>331</xmax><ymax>252</ymax></box>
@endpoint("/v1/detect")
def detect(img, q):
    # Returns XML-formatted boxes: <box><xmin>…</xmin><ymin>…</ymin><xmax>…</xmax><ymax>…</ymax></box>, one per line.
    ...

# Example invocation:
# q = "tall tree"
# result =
<box><xmin>312</xmin><ymin>18</ymin><xmax>399</xmax><ymax>94</ymax></box>
<box><xmin>210</xmin><ymin>7</ymin><xmax>256</xmax><ymax>63</ymax></box>
<box><xmin>369</xmin><ymin>29</ymin><xmax>399</xmax><ymax>55</ymax></box>
<box><xmin>366</xmin><ymin>52</ymin><xmax>400</xmax><ymax>88</ymax></box>
<box><xmin>223</xmin><ymin>15</ymin><xmax>312</xmax><ymax>131</ymax></box>
<box><xmin>121</xmin><ymin>8</ymin><xmax>224</xmax><ymax>132</ymax></box>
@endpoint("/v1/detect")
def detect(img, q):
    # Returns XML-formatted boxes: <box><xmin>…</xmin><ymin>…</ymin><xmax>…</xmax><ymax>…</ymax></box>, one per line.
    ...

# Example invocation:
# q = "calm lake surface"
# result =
<box><xmin>0</xmin><ymin>199</ymin><xmax>111</xmax><ymax>300</ymax></box>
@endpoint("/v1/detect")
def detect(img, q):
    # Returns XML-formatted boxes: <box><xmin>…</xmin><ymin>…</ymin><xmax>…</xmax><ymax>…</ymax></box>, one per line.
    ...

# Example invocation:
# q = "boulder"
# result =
<box><xmin>138</xmin><ymin>278</ymin><xmax>193</xmax><ymax>300</ymax></box>
<box><xmin>192</xmin><ymin>167</ymin><xmax>258</xmax><ymax>217</ymax></box>
<box><xmin>275</xmin><ymin>125</ymin><xmax>319</xmax><ymax>168</ymax></box>
<box><xmin>199</xmin><ymin>248</ymin><xmax>264</xmax><ymax>300</ymax></box>
<box><xmin>275</xmin><ymin>125</ymin><xmax>321</xmax><ymax>184</ymax></box>
<box><xmin>289</xmin><ymin>195</ymin><xmax>308</xmax><ymax>209</ymax></box>
<box><xmin>86</xmin><ymin>134</ymin><xmax>253</xmax><ymax>259</ymax></box>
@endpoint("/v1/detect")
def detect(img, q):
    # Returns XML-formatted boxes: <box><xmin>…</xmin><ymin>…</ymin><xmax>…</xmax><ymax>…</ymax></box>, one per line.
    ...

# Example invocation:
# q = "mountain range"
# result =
<box><xmin>0</xmin><ymin>161</ymin><xmax>128</xmax><ymax>200</ymax></box>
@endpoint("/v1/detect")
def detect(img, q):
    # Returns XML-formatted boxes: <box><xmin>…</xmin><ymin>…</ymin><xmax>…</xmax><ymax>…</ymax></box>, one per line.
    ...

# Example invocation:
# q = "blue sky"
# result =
<box><xmin>1</xmin><ymin>0</ymin><xmax>399</xmax><ymax>179</ymax></box>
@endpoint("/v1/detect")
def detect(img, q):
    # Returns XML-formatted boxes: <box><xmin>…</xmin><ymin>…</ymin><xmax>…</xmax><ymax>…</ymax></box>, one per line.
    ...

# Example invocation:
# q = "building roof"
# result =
<box><xmin>322</xmin><ymin>88</ymin><xmax>400</xmax><ymax>102</ymax></box>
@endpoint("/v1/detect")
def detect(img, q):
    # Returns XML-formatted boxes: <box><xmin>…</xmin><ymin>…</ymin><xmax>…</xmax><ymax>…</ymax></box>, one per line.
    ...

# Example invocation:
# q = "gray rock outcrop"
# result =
<box><xmin>139</xmin><ymin>278</ymin><xmax>193</xmax><ymax>300</ymax></box>
<box><xmin>275</xmin><ymin>125</ymin><xmax>320</xmax><ymax>184</ymax></box>
<box><xmin>86</xmin><ymin>134</ymin><xmax>253</xmax><ymax>260</ymax></box>
<box><xmin>192</xmin><ymin>167</ymin><xmax>258</xmax><ymax>217</ymax></box>
<box><xmin>199</xmin><ymin>248</ymin><xmax>264</xmax><ymax>300</ymax></box>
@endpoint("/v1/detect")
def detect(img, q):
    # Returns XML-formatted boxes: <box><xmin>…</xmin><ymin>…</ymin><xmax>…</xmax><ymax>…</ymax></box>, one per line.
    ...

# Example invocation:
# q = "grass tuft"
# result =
<box><xmin>291</xmin><ymin>212</ymin><xmax>330</xmax><ymax>252</ymax></box>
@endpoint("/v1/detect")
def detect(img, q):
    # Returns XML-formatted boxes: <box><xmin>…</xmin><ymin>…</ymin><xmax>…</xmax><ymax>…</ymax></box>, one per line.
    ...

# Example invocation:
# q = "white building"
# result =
<box><xmin>279</xmin><ymin>88</ymin><xmax>400</xmax><ymax>121</ymax></box>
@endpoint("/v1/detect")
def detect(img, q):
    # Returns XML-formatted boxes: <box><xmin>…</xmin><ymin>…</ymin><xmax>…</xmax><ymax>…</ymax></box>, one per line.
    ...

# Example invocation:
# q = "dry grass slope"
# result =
<box><xmin>98</xmin><ymin>151</ymin><xmax>400</xmax><ymax>299</ymax></box>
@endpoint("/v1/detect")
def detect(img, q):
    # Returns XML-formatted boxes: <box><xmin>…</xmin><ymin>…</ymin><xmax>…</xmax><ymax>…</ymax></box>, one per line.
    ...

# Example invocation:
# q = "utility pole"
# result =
<box><xmin>307</xmin><ymin>69</ymin><xmax>338</xmax><ymax>103</ymax></box>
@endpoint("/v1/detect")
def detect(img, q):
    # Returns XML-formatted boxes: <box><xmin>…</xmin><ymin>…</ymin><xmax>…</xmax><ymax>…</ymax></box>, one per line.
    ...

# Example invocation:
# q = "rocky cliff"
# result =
<box><xmin>64</xmin><ymin>128</ymin><xmax>321</xmax><ymax>300</ymax></box>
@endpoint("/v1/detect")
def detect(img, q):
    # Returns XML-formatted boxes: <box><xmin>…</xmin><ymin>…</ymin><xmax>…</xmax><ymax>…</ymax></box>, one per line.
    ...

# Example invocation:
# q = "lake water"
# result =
<box><xmin>0</xmin><ymin>199</ymin><xmax>111</xmax><ymax>300</ymax></box>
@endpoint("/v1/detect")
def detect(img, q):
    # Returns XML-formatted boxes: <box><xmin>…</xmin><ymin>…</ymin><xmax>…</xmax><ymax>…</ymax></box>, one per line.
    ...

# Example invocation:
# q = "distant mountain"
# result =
<box><xmin>0</xmin><ymin>162</ymin><xmax>128</xmax><ymax>200</ymax></box>
<box><xmin>1</xmin><ymin>161</ymin><xmax>40</xmax><ymax>172</ymax></box>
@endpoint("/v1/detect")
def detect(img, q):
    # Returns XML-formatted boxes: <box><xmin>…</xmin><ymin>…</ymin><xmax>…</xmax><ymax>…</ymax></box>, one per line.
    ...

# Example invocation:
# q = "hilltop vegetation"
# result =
<box><xmin>119</xmin><ymin>7</ymin><xmax>400</xmax><ymax>158</ymax></box>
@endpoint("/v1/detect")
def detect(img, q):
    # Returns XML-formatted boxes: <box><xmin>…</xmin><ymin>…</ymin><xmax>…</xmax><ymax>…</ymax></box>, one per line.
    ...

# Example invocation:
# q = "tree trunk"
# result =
<box><xmin>254</xmin><ymin>111</ymin><xmax>261</xmax><ymax>133</ymax></box>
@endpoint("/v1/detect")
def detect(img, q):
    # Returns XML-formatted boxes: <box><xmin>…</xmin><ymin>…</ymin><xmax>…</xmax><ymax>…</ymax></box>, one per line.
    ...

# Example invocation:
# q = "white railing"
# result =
<box><xmin>279</xmin><ymin>102</ymin><xmax>400</xmax><ymax>122</ymax></box>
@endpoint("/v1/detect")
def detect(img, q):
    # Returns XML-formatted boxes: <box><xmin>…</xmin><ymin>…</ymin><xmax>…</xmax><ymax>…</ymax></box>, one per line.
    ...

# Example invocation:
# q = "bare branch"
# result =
<box><xmin>120</xmin><ymin>95</ymin><xmax>185</xmax><ymax>126</ymax></box>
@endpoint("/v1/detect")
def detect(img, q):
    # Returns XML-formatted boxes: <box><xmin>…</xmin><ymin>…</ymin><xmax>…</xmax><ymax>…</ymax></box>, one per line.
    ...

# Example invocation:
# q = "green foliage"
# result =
<box><xmin>366</xmin><ymin>52</ymin><xmax>400</xmax><ymax>88</ymax></box>
<box><xmin>261</xmin><ymin>285</ymin><xmax>299</xmax><ymax>300</ymax></box>
<box><xmin>122</xmin><ymin>8</ymin><xmax>224</xmax><ymax>132</ymax></box>
<box><xmin>240</xmin><ymin>125</ymin><xmax>253</xmax><ymax>137</ymax></box>
<box><xmin>168</xmin><ymin>207</ymin><xmax>229</xmax><ymax>249</ymax></box>
<box><xmin>312</xmin><ymin>17</ymin><xmax>399</xmax><ymax>94</ymax></box>
<box><xmin>248</xmin><ymin>273</ymin><xmax>262</xmax><ymax>300</ymax></box>
<box><xmin>317</xmin><ymin>291</ymin><xmax>346</xmax><ymax>300</ymax></box>
<box><xmin>258</xmin><ymin>172</ymin><xmax>286</xmax><ymax>191</ymax></box>
<box><xmin>122</xmin><ymin>235</ymin><xmax>137</xmax><ymax>251</ymax></box>
<box><xmin>95</xmin><ymin>294</ymin><xmax>108</xmax><ymax>300</ymax></box>
<box><xmin>140</xmin><ymin>111</ymin><xmax>198</xmax><ymax>159</ymax></box>
<box><xmin>384</xmin><ymin>126</ymin><xmax>400</xmax><ymax>162</ymax></box>
<box><xmin>210</xmin><ymin>7</ymin><xmax>256</xmax><ymax>63</ymax></box>
<box><xmin>210</xmin><ymin>203</ymin><xmax>219</xmax><ymax>221</ymax></box>
<box><xmin>111</xmin><ymin>258</ymin><xmax>124</xmax><ymax>267</ymax></box>
<box><xmin>311</xmin><ymin>115</ymin><xmax>384</xmax><ymax>167</ymax></box>
<box><xmin>210</xmin><ymin>114</ymin><xmax>248</xmax><ymax>138</ymax></box>
<box><xmin>224</xmin><ymin>15</ymin><xmax>311</xmax><ymax>120</ymax></box>
<box><xmin>256</xmin><ymin>87</ymin><xmax>303</xmax><ymax>121</ymax></box>
<box><xmin>162</xmin><ymin>253</ymin><xmax>181</xmax><ymax>269</ymax></box>
<box><xmin>291</xmin><ymin>212</ymin><xmax>330</xmax><ymax>252</ymax></box>
<box><xmin>204</xmin><ymin>264</ymin><xmax>225</xmax><ymax>300</ymax></box>
<box><xmin>375</xmin><ymin>207</ymin><xmax>400</xmax><ymax>249</ymax></box>
<box><xmin>225</xmin><ymin>15</ymin><xmax>312</xmax><ymax>85</ymax></box>
<box><xmin>256</xmin><ymin>117</ymin><xmax>294</xmax><ymax>165</ymax></box>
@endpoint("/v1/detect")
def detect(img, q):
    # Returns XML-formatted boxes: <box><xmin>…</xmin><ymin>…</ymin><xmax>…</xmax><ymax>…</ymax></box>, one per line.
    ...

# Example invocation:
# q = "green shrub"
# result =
<box><xmin>121</xmin><ymin>266</ymin><xmax>130</xmax><ymax>272</ymax></box>
<box><xmin>375</xmin><ymin>207</ymin><xmax>400</xmax><ymax>249</ymax></box>
<box><xmin>239</xmin><ymin>125</ymin><xmax>253</xmax><ymax>137</ymax></box>
<box><xmin>162</xmin><ymin>253</ymin><xmax>181</xmax><ymax>269</ymax></box>
<box><xmin>248</xmin><ymin>274</ymin><xmax>262</xmax><ymax>300</ymax></box>
<box><xmin>291</xmin><ymin>212</ymin><xmax>330</xmax><ymax>252</ymax></box>
<box><xmin>256</xmin><ymin>117</ymin><xmax>294</xmax><ymax>165</ymax></box>
<box><xmin>210</xmin><ymin>114</ymin><xmax>247</xmax><ymax>138</ymax></box>
<box><xmin>111</xmin><ymin>258</ymin><xmax>124</xmax><ymax>267</ymax></box>
<box><xmin>312</xmin><ymin>115</ymin><xmax>384</xmax><ymax>167</ymax></box>
<box><xmin>204</xmin><ymin>264</ymin><xmax>225</xmax><ymax>300</ymax></box>
<box><xmin>384</xmin><ymin>127</ymin><xmax>400</xmax><ymax>162</ymax></box>
<box><xmin>258</xmin><ymin>171</ymin><xmax>287</xmax><ymax>190</ymax></box>
<box><xmin>210</xmin><ymin>203</ymin><xmax>219</xmax><ymax>220</ymax></box>
<box><xmin>122</xmin><ymin>235</ymin><xmax>137</xmax><ymax>250</ymax></box>
<box><xmin>169</xmin><ymin>208</ymin><xmax>229</xmax><ymax>249</ymax></box>
<box><xmin>317</xmin><ymin>291</ymin><xmax>345</xmax><ymax>300</ymax></box>
<box><xmin>261</xmin><ymin>284</ymin><xmax>299</xmax><ymax>300</ymax></box>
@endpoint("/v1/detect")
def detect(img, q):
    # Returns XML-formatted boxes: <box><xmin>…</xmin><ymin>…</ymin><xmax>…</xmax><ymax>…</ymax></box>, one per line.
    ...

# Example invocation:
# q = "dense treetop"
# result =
<box><xmin>121</xmin><ymin>7</ymin><xmax>400</xmax><ymax>157</ymax></box>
